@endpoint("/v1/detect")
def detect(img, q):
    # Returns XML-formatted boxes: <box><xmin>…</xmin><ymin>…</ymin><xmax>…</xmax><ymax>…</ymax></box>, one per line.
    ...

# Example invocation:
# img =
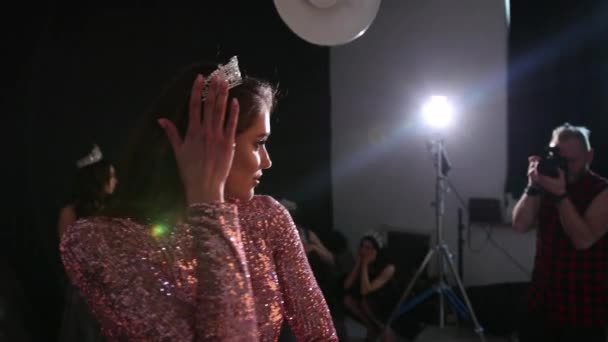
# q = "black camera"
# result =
<box><xmin>537</xmin><ymin>146</ymin><xmax>568</xmax><ymax>178</ymax></box>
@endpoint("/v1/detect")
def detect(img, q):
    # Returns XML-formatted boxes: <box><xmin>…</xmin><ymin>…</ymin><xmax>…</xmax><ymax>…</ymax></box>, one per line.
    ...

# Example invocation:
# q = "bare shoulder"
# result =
<box><xmin>58</xmin><ymin>205</ymin><xmax>78</xmax><ymax>239</ymax></box>
<box><xmin>586</xmin><ymin>188</ymin><xmax>608</xmax><ymax>215</ymax></box>
<box><xmin>586</xmin><ymin>188</ymin><xmax>608</xmax><ymax>219</ymax></box>
<box><xmin>592</xmin><ymin>188</ymin><xmax>608</xmax><ymax>203</ymax></box>
<box><xmin>59</xmin><ymin>205</ymin><xmax>77</xmax><ymax>221</ymax></box>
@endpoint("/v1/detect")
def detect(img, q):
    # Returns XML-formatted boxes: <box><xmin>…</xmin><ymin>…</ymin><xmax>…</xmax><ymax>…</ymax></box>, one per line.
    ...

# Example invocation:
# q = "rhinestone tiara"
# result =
<box><xmin>76</xmin><ymin>144</ymin><xmax>103</xmax><ymax>168</ymax></box>
<box><xmin>201</xmin><ymin>56</ymin><xmax>244</xmax><ymax>101</ymax></box>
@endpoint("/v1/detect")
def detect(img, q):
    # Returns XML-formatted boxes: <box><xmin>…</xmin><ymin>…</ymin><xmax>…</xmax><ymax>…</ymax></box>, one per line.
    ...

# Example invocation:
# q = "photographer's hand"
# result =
<box><xmin>512</xmin><ymin>156</ymin><xmax>543</xmax><ymax>233</ymax></box>
<box><xmin>537</xmin><ymin>169</ymin><xmax>566</xmax><ymax>196</ymax></box>
<box><xmin>527</xmin><ymin>155</ymin><xmax>541</xmax><ymax>186</ymax></box>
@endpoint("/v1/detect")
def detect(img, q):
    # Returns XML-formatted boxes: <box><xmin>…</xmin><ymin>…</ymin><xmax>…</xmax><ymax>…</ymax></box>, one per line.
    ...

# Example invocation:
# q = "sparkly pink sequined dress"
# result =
<box><xmin>60</xmin><ymin>195</ymin><xmax>337</xmax><ymax>341</ymax></box>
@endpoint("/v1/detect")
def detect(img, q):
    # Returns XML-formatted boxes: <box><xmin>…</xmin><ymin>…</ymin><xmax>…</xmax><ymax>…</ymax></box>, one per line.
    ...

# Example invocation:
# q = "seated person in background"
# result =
<box><xmin>344</xmin><ymin>231</ymin><xmax>397</xmax><ymax>342</ymax></box>
<box><xmin>278</xmin><ymin>199</ymin><xmax>336</xmax><ymax>283</ymax></box>
<box><xmin>300</xmin><ymin>226</ymin><xmax>335</xmax><ymax>268</ymax></box>
<box><xmin>278</xmin><ymin>198</ymin><xmax>349</xmax><ymax>341</ymax></box>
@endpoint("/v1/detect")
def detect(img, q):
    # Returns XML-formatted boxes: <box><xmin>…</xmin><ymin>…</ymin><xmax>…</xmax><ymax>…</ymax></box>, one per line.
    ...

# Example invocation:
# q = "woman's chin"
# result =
<box><xmin>243</xmin><ymin>190</ymin><xmax>255</xmax><ymax>201</ymax></box>
<box><xmin>226</xmin><ymin>188</ymin><xmax>255</xmax><ymax>201</ymax></box>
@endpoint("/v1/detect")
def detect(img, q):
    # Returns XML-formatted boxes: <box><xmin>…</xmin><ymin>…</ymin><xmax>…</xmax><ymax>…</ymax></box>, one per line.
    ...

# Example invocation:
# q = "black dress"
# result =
<box><xmin>58</xmin><ymin>282</ymin><xmax>106</xmax><ymax>342</ymax></box>
<box><xmin>345</xmin><ymin>262</ymin><xmax>398</xmax><ymax>321</ymax></box>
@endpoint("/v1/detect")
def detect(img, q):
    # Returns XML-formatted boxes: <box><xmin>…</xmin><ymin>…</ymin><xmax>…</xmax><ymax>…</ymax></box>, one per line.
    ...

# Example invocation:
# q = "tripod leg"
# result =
<box><xmin>382</xmin><ymin>247</ymin><xmax>436</xmax><ymax>331</ymax></box>
<box><xmin>396</xmin><ymin>287</ymin><xmax>435</xmax><ymax>317</ymax></box>
<box><xmin>440</xmin><ymin>246</ymin><xmax>486</xmax><ymax>342</ymax></box>
<box><xmin>443</xmin><ymin>286</ymin><xmax>469</xmax><ymax>320</ymax></box>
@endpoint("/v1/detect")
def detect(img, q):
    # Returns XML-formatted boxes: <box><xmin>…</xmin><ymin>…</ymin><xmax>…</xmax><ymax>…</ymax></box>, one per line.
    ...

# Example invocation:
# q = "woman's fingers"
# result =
<box><xmin>226</xmin><ymin>98</ymin><xmax>239</xmax><ymax>143</ymax></box>
<box><xmin>186</xmin><ymin>74</ymin><xmax>204</xmax><ymax>138</ymax></box>
<box><xmin>158</xmin><ymin>118</ymin><xmax>182</xmax><ymax>155</ymax></box>
<box><xmin>202</xmin><ymin>75</ymin><xmax>218</xmax><ymax>135</ymax></box>
<box><xmin>213</xmin><ymin>80</ymin><xmax>230</xmax><ymax>134</ymax></box>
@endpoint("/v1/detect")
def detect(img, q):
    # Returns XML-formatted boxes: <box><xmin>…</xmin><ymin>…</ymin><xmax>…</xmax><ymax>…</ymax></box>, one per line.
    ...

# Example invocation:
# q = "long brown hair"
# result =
<box><xmin>105</xmin><ymin>60</ymin><xmax>277</xmax><ymax>224</ymax></box>
<box><xmin>71</xmin><ymin>159</ymin><xmax>114</xmax><ymax>218</ymax></box>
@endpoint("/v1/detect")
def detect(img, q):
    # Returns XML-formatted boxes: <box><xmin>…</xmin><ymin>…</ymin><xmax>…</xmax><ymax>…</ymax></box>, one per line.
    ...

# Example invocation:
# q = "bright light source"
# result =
<box><xmin>422</xmin><ymin>95</ymin><xmax>453</xmax><ymax>129</ymax></box>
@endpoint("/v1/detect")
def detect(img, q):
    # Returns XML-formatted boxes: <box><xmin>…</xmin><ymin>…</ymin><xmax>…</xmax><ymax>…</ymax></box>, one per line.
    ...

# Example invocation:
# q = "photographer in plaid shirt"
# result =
<box><xmin>512</xmin><ymin>123</ymin><xmax>608</xmax><ymax>342</ymax></box>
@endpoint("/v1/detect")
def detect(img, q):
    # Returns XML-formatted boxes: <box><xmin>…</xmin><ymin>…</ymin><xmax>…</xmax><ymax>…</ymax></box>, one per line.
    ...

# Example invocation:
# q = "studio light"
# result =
<box><xmin>422</xmin><ymin>95</ymin><xmax>454</xmax><ymax>129</ymax></box>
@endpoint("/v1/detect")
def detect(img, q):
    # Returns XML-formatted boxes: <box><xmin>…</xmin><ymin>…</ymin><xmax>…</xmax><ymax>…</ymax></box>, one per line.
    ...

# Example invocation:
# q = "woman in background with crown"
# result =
<box><xmin>59</xmin><ymin>57</ymin><xmax>337</xmax><ymax>341</ymax></box>
<box><xmin>343</xmin><ymin>231</ymin><xmax>397</xmax><ymax>342</ymax></box>
<box><xmin>58</xmin><ymin>144</ymin><xmax>118</xmax><ymax>342</ymax></box>
<box><xmin>58</xmin><ymin>145</ymin><xmax>118</xmax><ymax>238</ymax></box>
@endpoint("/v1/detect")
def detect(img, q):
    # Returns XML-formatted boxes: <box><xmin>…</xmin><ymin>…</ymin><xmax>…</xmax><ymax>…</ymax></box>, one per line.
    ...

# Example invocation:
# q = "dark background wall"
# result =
<box><xmin>506</xmin><ymin>0</ymin><xmax>608</xmax><ymax>195</ymax></box>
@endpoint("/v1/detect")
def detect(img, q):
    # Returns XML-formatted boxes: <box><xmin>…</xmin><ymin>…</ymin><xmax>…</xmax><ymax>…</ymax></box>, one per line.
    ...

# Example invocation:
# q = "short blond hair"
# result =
<box><xmin>550</xmin><ymin>122</ymin><xmax>591</xmax><ymax>151</ymax></box>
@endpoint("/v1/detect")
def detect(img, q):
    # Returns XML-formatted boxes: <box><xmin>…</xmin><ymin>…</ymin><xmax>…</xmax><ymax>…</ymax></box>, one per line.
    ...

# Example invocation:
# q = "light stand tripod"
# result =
<box><xmin>382</xmin><ymin>137</ymin><xmax>486</xmax><ymax>342</ymax></box>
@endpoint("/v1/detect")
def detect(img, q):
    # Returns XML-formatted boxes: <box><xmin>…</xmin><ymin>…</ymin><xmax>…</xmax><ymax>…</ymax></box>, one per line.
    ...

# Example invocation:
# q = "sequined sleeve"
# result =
<box><xmin>60</xmin><ymin>202</ymin><xmax>258</xmax><ymax>342</ymax></box>
<box><xmin>262</xmin><ymin>196</ymin><xmax>338</xmax><ymax>341</ymax></box>
<box><xmin>187</xmin><ymin>202</ymin><xmax>258</xmax><ymax>340</ymax></box>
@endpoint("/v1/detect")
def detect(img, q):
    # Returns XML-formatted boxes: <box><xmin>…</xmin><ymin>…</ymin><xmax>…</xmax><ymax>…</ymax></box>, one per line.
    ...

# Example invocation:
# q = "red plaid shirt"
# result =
<box><xmin>528</xmin><ymin>170</ymin><xmax>608</xmax><ymax>327</ymax></box>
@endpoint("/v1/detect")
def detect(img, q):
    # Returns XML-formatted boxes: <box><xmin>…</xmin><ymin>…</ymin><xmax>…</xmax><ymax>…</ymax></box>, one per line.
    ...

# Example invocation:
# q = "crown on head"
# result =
<box><xmin>76</xmin><ymin>144</ymin><xmax>103</xmax><ymax>168</ymax></box>
<box><xmin>201</xmin><ymin>56</ymin><xmax>244</xmax><ymax>101</ymax></box>
<box><xmin>363</xmin><ymin>230</ymin><xmax>387</xmax><ymax>249</ymax></box>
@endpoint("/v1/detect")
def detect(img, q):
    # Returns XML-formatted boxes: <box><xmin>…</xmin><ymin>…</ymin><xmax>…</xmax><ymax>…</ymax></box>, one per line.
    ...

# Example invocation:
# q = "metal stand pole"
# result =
<box><xmin>382</xmin><ymin>138</ymin><xmax>486</xmax><ymax>342</ymax></box>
